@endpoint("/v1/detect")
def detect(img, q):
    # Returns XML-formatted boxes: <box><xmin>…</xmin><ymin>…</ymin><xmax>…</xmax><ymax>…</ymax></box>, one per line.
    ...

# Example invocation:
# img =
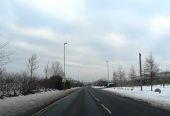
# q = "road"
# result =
<box><xmin>36</xmin><ymin>87</ymin><xmax>170</xmax><ymax>116</ymax></box>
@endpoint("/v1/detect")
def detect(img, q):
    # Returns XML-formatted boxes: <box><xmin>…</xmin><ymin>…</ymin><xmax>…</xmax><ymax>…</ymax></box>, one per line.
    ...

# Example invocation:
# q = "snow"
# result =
<box><xmin>102</xmin><ymin>85</ymin><xmax>170</xmax><ymax>111</ymax></box>
<box><xmin>91</xmin><ymin>86</ymin><xmax>105</xmax><ymax>89</ymax></box>
<box><xmin>0</xmin><ymin>88</ymin><xmax>79</xmax><ymax>116</ymax></box>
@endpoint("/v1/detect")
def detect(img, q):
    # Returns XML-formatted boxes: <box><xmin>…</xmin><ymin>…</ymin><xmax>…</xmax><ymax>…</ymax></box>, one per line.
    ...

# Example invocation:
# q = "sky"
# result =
<box><xmin>1</xmin><ymin>0</ymin><xmax>170</xmax><ymax>81</ymax></box>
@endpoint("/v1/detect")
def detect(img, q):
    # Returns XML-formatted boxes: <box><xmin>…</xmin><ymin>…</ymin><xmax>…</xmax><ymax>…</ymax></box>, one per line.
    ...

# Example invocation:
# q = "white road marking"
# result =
<box><xmin>88</xmin><ymin>90</ymin><xmax>95</xmax><ymax>98</ymax></box>
<box><xmin>94</xmin><ymin>97</ymin><xmax>100</xmax><ymax>102</ymax></box>
<box><xmin>88</xmin><ymin>90</ymin><xmax>100</xmax><ymax>102</ymax></box>
<box><xmin>101</xmin><ymin>104</ymin><xmax>112</xmax><ymax>114</ymax></box>
<box><xmin>88</xmin><ymin>88</ymin><xmax>111</xmax><ymax>114</ymax></box>
<box><xmin>89</xmin><ymin>91</ymin><xmax>100</xmax><ymax>102</ymax></box>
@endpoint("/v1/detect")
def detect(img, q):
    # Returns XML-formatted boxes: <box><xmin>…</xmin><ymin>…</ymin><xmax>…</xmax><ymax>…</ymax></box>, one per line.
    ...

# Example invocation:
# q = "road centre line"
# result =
<box><xmin>94</xmin><ymin>97</ymin><xmax>100</xmax><ymax>102</ymax></box>
<box><xmin>88</xmin><ymin>89</ymin><xmax>111</xmax><ymax>114</ymax></box>
<box><xmin>88</xmin><ymin>89</ymin><xmax>100</xmax><ymax>102</ymax></box>
<box><xmin>101</xmin><ymin>104</ymin><xmax>112</xmax><ymax>114</ymax></box>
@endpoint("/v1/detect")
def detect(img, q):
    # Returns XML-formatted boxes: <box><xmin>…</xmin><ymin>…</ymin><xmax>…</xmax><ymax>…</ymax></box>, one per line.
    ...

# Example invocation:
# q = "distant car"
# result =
<box><xmin>107</xmin><ymin>83</ymin><xmax>116</xmax><ymax>88</ymax></box>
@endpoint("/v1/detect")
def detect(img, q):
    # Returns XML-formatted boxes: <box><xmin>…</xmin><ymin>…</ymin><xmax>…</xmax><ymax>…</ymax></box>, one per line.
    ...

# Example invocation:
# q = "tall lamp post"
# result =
<box><xmin>106</xmin><ymin>60</ymin><xmax>109</xmax><ymax>84</ymax></box>
<box><xmin>63</xmin><ymin>42</ymin><xmax>68</xmax><ymax>90</ymax></box>
<box><xmin>139</xmin><ymin>53</ymin><xmax>143</xmax><ymax>91</ymax></box>
<box><xmin>77</xmin><ymin>71</ymin><xmax>80</xmax><ymax>82</ymax></box>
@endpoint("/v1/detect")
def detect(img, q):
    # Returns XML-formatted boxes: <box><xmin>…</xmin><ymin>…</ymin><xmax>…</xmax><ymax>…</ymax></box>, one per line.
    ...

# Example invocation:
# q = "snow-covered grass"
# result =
<box><xmin>103</xmin><ymin>85</ymin><xmax>170</xmax><ymax>111</ymax></box>
<box><xmin>0</xmin><ymin>87</ymin><xmax>79</xmax><ymax>116</ymax></box>
<box><xmin>91</xmin><ymin>86</ymin><xmax>105</xmax><ymax>89</ymax></box>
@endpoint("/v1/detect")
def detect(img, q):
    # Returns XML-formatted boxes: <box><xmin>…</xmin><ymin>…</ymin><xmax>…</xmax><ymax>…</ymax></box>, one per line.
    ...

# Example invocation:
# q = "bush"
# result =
<box><xmin>65</xmin><ymin>80</ymin><xmax>71</xmax><ymax>89</ymax></box>
<box><xmin>48</xmin><ymin>75</ymin><xmax>63</xmax><ymax>90</ymax></box>
<box><xmin>155</xmin><ymin>88</ymin><xmax>161</xmax><ymax>94</ymax></box>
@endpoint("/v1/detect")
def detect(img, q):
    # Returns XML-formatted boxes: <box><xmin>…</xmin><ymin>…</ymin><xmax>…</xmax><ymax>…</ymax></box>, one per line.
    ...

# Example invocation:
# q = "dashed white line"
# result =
<box><xmin>94</xmin><ymin>97</ymin><xmax>100</xmax><ymax>102</ymax></box>
<box><xmin>88</xmin><ymin>89</ymin><xmax>111</xmax><ymax>114</ymax></box>
<box><xmin>88</xmin><ymin>90</ymin><xmax>100</xmax><ymax>102</ymax></box>
<box><xmin>89</xmin><ymin>91</ymin><xmax>100</xmax><ymax>102</ymax></box>
<box><xmin>101</xmin><ymin>104</ymin><xmax>112</xmax><ymax>114</ymax></box>
<box><xmin>88</xmin><ymin>90</ymin><xmax>95</xmax><ymax>98</ymax></box>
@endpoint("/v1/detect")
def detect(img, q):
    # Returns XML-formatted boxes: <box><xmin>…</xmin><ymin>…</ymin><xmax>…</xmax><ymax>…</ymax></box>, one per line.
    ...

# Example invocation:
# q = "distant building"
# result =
<box><xmin>156</xmin><ymin>71</ymin><xmax>170</xmax><ymax>78</ymax></box>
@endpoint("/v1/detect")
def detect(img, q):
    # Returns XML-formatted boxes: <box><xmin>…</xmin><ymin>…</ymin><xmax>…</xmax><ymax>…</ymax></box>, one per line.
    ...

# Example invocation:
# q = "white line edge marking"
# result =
<box><xmin>101</xmin><ymin>104</ymin><xmax>112</xmax><ymax>114</ymax></box>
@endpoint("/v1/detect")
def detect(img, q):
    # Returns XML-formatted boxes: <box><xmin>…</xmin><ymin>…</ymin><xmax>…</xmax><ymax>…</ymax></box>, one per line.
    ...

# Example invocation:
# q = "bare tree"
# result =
<box><xmin>0</xmin><ymin>68</ymin><xmax>5</xmax><ymax>76</ymax></box>
<box><xmin>50</xmin><ymin>61</ymin><xmax>63</xmax><ymax>77</ymax></box>
<box><xmin>27</xmin><ymin>54</ymin><xmax>39</xmax><ymax>78</ymax></box>
<box><xmin>117</xmin><ymin>65</ymin><xmax>126</xmax><ymax>88</ymax></box>
<box><xmin>113</xmin><ymin>71</ymin><xmax>118</xmax><ymax>85</ymax></box>
<box><xmin>10</xmin><ymin>72</ymin><xmax>22</xmax><ymax>96</ymax></box>
<box><xmin>0</xmin><ymin>68</ymin><xmax>6</xmax><ymax>97</ymax></box>
<box><xmin>144</xmin><ymin>53</ymin><xmax>159</xmax><ymax>91</ymax></box>
<box><xmin>163</xmin><ymin>70</ymin><xmax>169</xmax><ymax>87</ymax></box>
<box><xmin>128</xmin><ymin>65</ymin><xmax>137</xmax><ymax>86</ymax></box>
<box><xmin>0</xmin><ymin>42</ymin><xmax>10</xmax><ymax>66</ymax></box>
<box><xmin>44</xmin><ymin>63</ymin><xmax>49</xmax><ymax>79</ymax></box>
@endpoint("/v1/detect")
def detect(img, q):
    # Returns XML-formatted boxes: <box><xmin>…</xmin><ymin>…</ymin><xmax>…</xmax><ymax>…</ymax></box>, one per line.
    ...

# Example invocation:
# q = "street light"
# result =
<box><xmin>77</xmin><ymin>70</ymin><xmax>80</xmax><ymax>82</ymax></box>
<box><xmin>106</xmin><ymin>60</ymin><xmax>109</xmax><ymax>84</ymax></box>
<box><xmin>139</xmin><ymin>53</ymin><xmax>143</xmax><ymax>91</ymax></box>
<box><xmin>63</xmin><ymin>42</ymin><xmax>68</xmax><ymax>90</ymax></box>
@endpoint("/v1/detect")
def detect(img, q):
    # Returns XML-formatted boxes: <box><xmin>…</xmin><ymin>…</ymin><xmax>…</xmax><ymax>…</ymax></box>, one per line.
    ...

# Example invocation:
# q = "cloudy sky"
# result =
<box><xmin>1</xmin><ymin>0</ymin><xmax>170</xmax><ymax>81</ymax></box>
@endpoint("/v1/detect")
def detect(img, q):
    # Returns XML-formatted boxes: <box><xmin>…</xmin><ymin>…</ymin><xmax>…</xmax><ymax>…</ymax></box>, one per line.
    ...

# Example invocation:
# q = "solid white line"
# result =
<box><xmin>101</xmin><ymin>104</ymin><xmax>112</xmax><ymax>114</ymax></box>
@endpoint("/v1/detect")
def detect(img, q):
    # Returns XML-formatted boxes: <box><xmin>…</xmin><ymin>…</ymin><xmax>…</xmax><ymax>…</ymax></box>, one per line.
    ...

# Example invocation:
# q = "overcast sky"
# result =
<box><xmin>1</xmin><ymin>0</ymin><xmax>170</xmax><ymax>81</ymax></box>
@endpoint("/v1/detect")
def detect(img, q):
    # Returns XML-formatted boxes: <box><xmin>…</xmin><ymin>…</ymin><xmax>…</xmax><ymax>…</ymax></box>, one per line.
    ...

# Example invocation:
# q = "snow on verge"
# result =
<box><xmin>0</xmin><ymin>88</ymin><xmax>79</xmax><ymax>116</ymax></box>
<box><xmin>103</xmin><ymin>85</ymin><xmax>170</xmax><ymax>111</ymax></box>
<box><xmin>91</xmin><ymin>86</ymin><xmax>105</xmax><ymax>89</ymax></box>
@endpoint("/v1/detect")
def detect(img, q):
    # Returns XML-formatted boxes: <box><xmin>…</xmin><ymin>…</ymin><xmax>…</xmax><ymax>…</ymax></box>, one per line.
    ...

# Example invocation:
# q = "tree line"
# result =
<box><xmin>95</xmin><ymin>53</ymin><xmax>170</xmax><ymax>91</ymax></box>
<box><xmin>0</xmin><ymin>43</ymin><xmax>82</xmax><ymax>98</ymax></box>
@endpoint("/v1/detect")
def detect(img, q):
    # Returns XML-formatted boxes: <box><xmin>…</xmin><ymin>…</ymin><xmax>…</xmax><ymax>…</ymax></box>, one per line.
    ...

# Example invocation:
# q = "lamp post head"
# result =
<box><xmin>64</xmin><ymin>42</ymin><xmax>68</xmax><ymax>45</ymax></box>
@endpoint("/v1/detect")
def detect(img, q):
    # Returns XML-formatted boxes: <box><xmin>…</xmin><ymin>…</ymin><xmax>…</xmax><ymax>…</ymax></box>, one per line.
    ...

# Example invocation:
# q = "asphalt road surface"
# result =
<box><xmin>36</xmin><ymin>87</ymin><xmax>170</xmax><ymax>116</ymax></box>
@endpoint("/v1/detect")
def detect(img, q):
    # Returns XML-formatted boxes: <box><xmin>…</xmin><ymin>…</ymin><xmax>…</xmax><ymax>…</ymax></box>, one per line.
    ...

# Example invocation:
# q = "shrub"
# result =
<box><xmin>154</xmin><ymin>88</ymin><xmax>161</xmax><ymax>94</ymax></box>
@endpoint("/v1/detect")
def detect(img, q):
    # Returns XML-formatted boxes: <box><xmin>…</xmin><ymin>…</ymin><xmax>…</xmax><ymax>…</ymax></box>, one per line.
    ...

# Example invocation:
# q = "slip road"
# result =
<box><xmin>35</xmin><ymin>87</ymin><xmax>170</xmax><ymax>116</ymax></box>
